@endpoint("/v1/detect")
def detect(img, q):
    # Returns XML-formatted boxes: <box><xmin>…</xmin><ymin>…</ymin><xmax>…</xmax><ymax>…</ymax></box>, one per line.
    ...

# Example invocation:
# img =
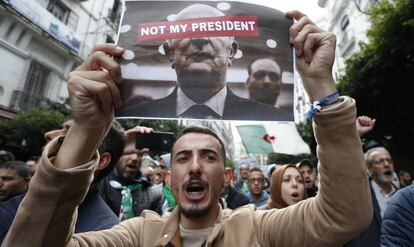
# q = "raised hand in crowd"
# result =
<box><xmin>54</xmin><ymin>44</ymin><xmax>124</xmax><ymax>170</ymax></box>
<box><xmin>286</xmin><ymin>10</ymin><xmax>337</xmax><ymax>101</ymax></box>
<box><xmin>356</xmin><ymin>115</ymin><xmax>376</xmax><ymax>137</ymax></box>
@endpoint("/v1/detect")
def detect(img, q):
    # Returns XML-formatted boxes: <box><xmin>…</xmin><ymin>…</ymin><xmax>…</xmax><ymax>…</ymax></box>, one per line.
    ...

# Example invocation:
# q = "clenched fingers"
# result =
<box><xmin>93</xmin><ymin>43</ymin><xmax>125</xmax><ymax>55</ymax></box>
<box><xmin>67</xmin><ymin>75</ymin><xmax>114</xmax><ymax>118</ymax></box>
<box><xmin>76</xmin><ymin>51</ymin><xmax>122</xmax><ymax>84</ymax></box>
<box><xmin>69</xmin><ymin>70</ymin><xmax>122</xmax><ymax>108</ymax></box>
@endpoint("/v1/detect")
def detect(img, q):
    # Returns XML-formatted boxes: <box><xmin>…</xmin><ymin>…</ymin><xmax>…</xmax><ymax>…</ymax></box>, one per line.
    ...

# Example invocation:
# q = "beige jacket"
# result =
<box><xmin>2</xmin><ymin>97</ymin><xmax>372</xmax><ymax>247</ymax></box>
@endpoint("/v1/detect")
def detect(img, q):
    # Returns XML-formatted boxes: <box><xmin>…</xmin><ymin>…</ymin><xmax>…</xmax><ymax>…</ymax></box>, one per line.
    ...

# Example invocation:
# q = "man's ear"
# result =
<box><xmin>97</xmin><ymin>152</ymin><xmax>112</xmax><ymax>172</ymax></box>
<box><xmin>228</xmin><ymin>41</ymin><xmax>238</xmax><ymax>67</ymax></box>
<box><xmin>164</xmin><ymin>170</ymin><xmax>171</xmax><ymax>187</ymax></box>
<box><xmin>224</xmin><ymin>167</ymin><xmax>233</xmax><ymax>184</ymax></box>
<box><xmin>163</xmin><ymin>42</ymin><xmax>174</xmax><ymax>62</ymax></box>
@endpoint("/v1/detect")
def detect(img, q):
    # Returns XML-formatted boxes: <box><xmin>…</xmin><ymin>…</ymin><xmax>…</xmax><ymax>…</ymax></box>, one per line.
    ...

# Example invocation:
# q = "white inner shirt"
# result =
<box><xmin>371</xmin><ymin>180</ymin><xmax>396</xmax><ymax>218</ymax></box>
<box><xmin>179</xmin><ymin>224</ymin><xmax>213</xmax><ymax>247</ymax></box>
<box><xmin>176</xmin><ymin>86</ymin><xmax>227</xmax><ymax>117</ymax></box>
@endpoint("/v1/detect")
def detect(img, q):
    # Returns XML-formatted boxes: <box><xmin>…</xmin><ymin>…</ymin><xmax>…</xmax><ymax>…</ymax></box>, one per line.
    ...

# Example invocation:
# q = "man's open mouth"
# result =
<box><xmin>383</xmin><ymin>170</ymin><xmax>393</xmax><ymax>176</ymax></box>
<box><xmin>184</xmin><ymin>181</ymin><xmax>207</xmax><ymax>200</ymax></box>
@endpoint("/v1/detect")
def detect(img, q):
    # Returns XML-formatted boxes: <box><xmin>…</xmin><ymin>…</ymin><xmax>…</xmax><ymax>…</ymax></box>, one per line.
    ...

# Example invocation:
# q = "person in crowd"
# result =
<box><xmin>399</xmin><ymin>170</ymin><xmax>412</xmax><ymax>188</ymax></box>
<box><xmin>0</xmin><ymin>161</ymin><xmax>31</xmax><ymax>204</ymax></box>
<box><xmin>99</xmin><ymin>126</ymin><xmax>163</xmax><ymax>220</ymax></box>
<box><xmin>141</xmin><ymin>165</ymin><xmax>154</xmax><ymax>183</ymax></box>
<box><xmin>3</xmin><ymin>120</ymin><xmax>125</xmax><ymax>237</ymax></box>
<box><xmin>380</xmin><ymin>184</ymin><xmax>414</xmax><ymax>246</ymax></box>
<box><xmin>267</xmin><ymin>164</ymin><xmax>307</xmax><ymax>209</ymax></box>
<box><xmin>0</xmin><ymin>150</ymin><xmax>14</xmax><ymax>164</ymax></box>
<box><xmin>118</xmin><ymin>4</ymin><xmax>291</xmax><ymax>121</ymax></box>
<box><xmin>344</xmin><ymin>146</ymin><xmax>397</xmax><ymax>247</ymax></box>
<box><xmin>220</xmin><ymin>167</ymin><xmax>250</xmax><ymax>209</ymax></box>
<box><xmin>158</xmin><ymin>168</ymin><xmax>176</xmax><ymax>214</ymax></box>
<box><xmin>152</xmin><ymin>173</ymin><xmax>163</xmax><ymax>185</ymax></box>
<box><xmin>296</xmin><ymin>159</ymin><xmax>317</xmax><ymax>197</ymax></box>
<box><xmin>1</xmin><ymin>121</ymin><xmax>125</xmax><ymax>241</ymax></box>
<box><xmin>0</xmin><ymin>161</ymin><xmax>31</xmax><ymax>244</ymax></box>
<box><xmin>246</xmin><ymin>167</ymin><xmax>269</xmax><ymax>209</ymax></box>
<box><xmin>234</xmin><ymin>163</ymin><xmax>250</xmax><ymax>195</ymax></box>
<box><xmin>25</xmin><ymin>156</ymin><xmax>39</xmax><ymax>175</ymax></box>
<box><xmin>246</xmin><ymin>58</ymin><xmax>283</xmax><ymax>106</ymax></box>
<box><xmin>154</xmin><ymin>162</ymin><xmax>168</xmax><ymax>184</ymax></box>
<box><xmin>3</xmin><ymin>9</ymin><xmax>373</xmax><ymax>246</ymax></box>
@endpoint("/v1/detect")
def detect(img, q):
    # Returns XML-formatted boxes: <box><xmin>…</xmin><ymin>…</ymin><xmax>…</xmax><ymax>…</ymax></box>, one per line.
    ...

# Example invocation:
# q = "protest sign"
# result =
<box><xmin>116</xmin><ymin>1</ymin><xmax>294</xmax><ymax>121</ymax></box>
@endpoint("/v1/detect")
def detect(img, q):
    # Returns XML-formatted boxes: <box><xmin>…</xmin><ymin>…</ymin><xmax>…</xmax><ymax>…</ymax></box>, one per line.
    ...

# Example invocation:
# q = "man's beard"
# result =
<box><xmin>179</xmin><ymin>202</ymin><xmax>212</xmax><ymax>219</ymax></box>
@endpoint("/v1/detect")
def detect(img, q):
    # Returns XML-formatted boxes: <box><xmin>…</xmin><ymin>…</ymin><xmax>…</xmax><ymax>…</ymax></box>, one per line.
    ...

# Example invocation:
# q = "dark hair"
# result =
<box><xmin>172</xmin><ymin>126</ymin><xmax>226</xmax><ymax>165</ymax></box>
<box><xmin>95</xmin><ymin>120</ymin><xmax>126</xmax><ymax>182</ymax></box>
<box><xmin>249</xmin><ymin>167</ymin><xmax>264</xmax><ymax>177</ymax></box>
<box><xmin>399</xmin><ymin>170</ymin><xmax>410</xmax><ymax>177</ymax></box>
<box><xmin>0</xmin><ymin>161</ymin><xmax>32</xmax><ymax>179</ymax></box>
<box><xmin>297</xmin><ymin>159</ymin><xmax>314</xmax><ymax>170</ymax></box>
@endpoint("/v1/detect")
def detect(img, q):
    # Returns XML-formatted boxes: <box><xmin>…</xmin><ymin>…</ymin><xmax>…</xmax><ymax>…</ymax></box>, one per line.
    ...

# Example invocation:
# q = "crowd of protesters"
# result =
<box><xmin>1</xmin><ymin>115</ymin><xmax>413</xmax><ymax>246</ymax></box>
<box><xmin>1</xmin><ymin>6</ymin><xmax>413</xmax><ymax>246</ymax></box>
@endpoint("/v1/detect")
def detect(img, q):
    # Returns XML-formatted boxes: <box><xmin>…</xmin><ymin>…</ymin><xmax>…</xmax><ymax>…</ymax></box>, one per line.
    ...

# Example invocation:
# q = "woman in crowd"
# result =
<box><xmin>267</xmin><ymin>164</ymin><xmax>308</xmax><ymax>209</ymax></box>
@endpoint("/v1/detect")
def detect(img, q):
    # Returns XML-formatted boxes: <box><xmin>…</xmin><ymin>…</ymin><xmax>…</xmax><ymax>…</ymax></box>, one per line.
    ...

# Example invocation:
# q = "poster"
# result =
<box><xmin>115</xmin><ymin>1</ymin><xmax>294</xmax><ymax>121</ymax></box>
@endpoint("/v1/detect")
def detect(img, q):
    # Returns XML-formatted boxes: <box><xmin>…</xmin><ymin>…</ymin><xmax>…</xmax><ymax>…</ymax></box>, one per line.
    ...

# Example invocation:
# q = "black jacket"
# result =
<box><xmin>344</xmin><ymin>179</ymin><xmax>389</xmax><ymax>247</ymax></box>
<box><xmin>225</xmin><ymin>186</ymin><xmax>250</xmax><ymax>210</ymax></box>
<box><xmin>117</xmin><ymin>87</ymin><xmax>293</xmax><ymax>121</ymax></box>
<box><xmin>99</xmin><ymin>173</ymin><xmax>163</xmax><ymax>218</ymax></box>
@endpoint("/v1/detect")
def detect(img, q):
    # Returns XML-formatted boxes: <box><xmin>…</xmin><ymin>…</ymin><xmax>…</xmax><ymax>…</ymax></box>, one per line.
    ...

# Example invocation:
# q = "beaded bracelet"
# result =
<box><xmin>306</xmin><ymin>91</ymin><xmax>340</xmax><ymax>120</ymax></box>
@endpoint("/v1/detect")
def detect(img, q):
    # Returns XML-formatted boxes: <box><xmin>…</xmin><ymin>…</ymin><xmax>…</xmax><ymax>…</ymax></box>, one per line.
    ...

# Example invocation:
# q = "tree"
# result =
<box><xmin>0</xmin><ymin>109</ymin><xmax>66</xmax><ymax>160</ymax></box>
<box><xmin>337</xmin><ymin>0</ymin><xmax>414</xmax><ymax>161</ymax></box>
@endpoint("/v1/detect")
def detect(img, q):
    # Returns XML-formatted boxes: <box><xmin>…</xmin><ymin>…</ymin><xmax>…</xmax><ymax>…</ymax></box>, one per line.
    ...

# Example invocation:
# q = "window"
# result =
<box><xmin>67</xmin><ymin>11</ymin><xmax>79</xmax><ymax>31</ymax></box>
<box><xmin>340</xmin><ymin>14</ymin><xmax>350</xmax><ymax>31</ymax></box>
<box><xmin>47</xmin><ymin>0</ymin><xmax>70</xmax><ymax>24</ymax></box>
<box><xmin>24</xmin><ymin>60</ymin><xmax>51</xmax><ymax>97</ymax></box>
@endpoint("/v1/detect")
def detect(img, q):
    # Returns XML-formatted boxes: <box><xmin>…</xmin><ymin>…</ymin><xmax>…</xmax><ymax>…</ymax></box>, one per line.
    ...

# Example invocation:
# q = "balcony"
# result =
<box><xmin>9</xmin><ymin>90</ymin><xmax>50</xmax><ymax>112</ymax></box>
<box><xmin>4</xmin><ymin>0</ymin><xmax>82</xmax><ymax>54</ymax></box>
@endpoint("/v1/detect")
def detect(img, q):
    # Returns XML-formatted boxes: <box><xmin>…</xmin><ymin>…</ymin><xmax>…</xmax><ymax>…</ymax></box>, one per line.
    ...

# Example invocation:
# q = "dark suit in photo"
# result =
<box><xmin>117</xmin><ymin>87</ymin><xmax>293</xmax><ymax>121</ymax></box>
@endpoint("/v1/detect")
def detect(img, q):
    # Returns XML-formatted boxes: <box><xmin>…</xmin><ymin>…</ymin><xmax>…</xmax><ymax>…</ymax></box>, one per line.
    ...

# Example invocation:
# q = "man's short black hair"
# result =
<box><xmin>95</xmin><ymin>120</ymin><xmax>126</xmax><ymax>182</ymax></box>
<box><xmin>0</xmin><ymin>161</ymin><xmax>32</xmax><ymax>179</ymax></box>
<box><xmin>297</xmin><ymin>159</ymin><xmax>314</xmax><ymax>170</ymax></box>
<box><xmin>172</xmin><ymin>126</ymin><xmax>226</xmax><ymax>165</ymax></box>
<box><xmin>249</xmin><ymin>167</ymin><xmax>264</xmax><ymax>176</ymax></box>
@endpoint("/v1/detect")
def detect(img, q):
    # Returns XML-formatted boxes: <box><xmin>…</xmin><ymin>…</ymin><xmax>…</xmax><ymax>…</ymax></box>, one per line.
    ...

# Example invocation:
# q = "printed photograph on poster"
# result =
<box><xmin>115</xmin><ymin>0</ymin><xmax>294</xmax><ymax>121</ymax></box>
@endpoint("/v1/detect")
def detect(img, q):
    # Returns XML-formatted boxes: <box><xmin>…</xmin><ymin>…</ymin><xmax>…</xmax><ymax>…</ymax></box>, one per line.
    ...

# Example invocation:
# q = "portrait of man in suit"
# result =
<box><xmin>116</xmin><ymin>2</ymin><xmax>294</xmax><ymax>121</ymax></box>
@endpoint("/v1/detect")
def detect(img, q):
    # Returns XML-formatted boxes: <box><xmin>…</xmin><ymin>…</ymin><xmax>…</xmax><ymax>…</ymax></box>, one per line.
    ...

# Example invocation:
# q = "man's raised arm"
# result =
<box><xmin>2</xmin><ymin>44</ymin><xmax>125</xmax><ymax>247</ymax></box>
<box><xmin>255</xmin><ymin>11</ymin><xmax>372</xmax><ymax>246</ymax></box>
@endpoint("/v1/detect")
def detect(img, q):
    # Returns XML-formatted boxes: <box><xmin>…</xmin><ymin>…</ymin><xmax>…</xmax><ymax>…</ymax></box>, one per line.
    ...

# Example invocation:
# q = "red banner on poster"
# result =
<box><xmin>138</xmin><ymin>15</ymin><xmax>259</xmax><ymax>41</ymax></box>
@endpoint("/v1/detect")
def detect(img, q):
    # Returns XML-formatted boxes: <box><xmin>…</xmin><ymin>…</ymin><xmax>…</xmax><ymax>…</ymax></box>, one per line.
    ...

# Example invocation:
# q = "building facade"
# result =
<box><xmin>0</xmin><ymin>0</ymin><xmax>121</xmax><ymax>118</ymax></box>
<box><xmin>318</xmin><ymin>0</ymin><xmax>378</xmax><ymax>81</ymax></box>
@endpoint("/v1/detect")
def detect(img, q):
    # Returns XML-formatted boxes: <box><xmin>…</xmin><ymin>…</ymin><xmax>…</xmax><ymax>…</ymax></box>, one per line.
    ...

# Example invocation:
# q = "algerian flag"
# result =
<box><xmin>236</xmin><ymin>123</ymin><xmax>310</xmax><ymax>155</ymax></box>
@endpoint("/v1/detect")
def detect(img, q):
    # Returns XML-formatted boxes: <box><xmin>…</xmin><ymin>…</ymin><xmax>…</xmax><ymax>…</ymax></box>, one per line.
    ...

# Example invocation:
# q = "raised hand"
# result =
<box><xmin>54</xmin><ymin>44</ymin><xmax>125</xmax><ymax>169</ymax></box>
<box><xmin>68</xmin><ymin>44</ymin><xmax>124</xmax><ymax>129</ymax></box>
<box><xmin>356</xmin><ymin>116</ymin><xmax>376</xmax><ymax>137</ymax></box>
<box><xmin>286</xmin><ymin>10</ymin><xmax>337</xmax><ymax>101</ymax></box>
<box><xmin>124</xmin><ymin>126</ymin><xmax>154</xmax><ymax>154</ymax></box>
